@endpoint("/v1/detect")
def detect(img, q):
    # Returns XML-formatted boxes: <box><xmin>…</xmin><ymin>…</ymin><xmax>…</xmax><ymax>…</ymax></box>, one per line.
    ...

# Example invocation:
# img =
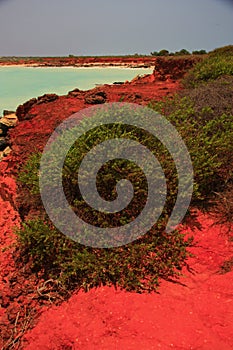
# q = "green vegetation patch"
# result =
<box><xmin>17</xmin><ymin>112</ymin><xmax>192</xmax><ymax>293</ymax></box>
<box><xmin>16</xmin><ymin>218</ymin><xmax>191</xmax><ymax>293</ymax></box>
<box><xmin>183</xmin><ymin>45</ymin><xmax>233</xmax><ymax>87</ymax></box>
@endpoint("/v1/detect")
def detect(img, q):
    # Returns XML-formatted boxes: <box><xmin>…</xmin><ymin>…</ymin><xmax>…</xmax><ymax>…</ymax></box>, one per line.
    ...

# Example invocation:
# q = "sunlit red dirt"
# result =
<box><xmin>23</xmin><ymin>213</ymin><xmax>233</xmax><ymax>350</ymax></box>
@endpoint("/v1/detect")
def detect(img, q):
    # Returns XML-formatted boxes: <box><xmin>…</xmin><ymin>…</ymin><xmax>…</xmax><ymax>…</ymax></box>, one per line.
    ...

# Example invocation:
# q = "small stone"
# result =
<box><xmin>3</xmin><ymin>146</ymin><xmax>11</xmax><ymax>156</ymax></box>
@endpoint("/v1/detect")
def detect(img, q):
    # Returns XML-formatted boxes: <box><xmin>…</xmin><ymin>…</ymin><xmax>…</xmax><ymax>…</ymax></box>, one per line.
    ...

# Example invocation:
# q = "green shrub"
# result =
<box><xmin>17</xmin><ymin>152</ymin><xmax>41</xmax><ymax>195</ymax></box>
<box><xmin>150</xmin><ymin>51</ymin><xmax>159</xmax><ymax>56</ymax></box>
<box><xmin>150</xmin><ymin>49</ymin><xmax>192</xmax><ymax>57</ymax></box>
<box><xmin>174</xmin><ymin>49</ymin><xmax>190</xmax><ymax>56</ymax></box>
<box><xmin>148</xmin><ymin>93</ymin><xmax>233</xmax><ymax>203</ymax></box>
<box><xmin>158</xmin><ymin>49</ymin><xmax>170</xmax><ymax>56</ymax></box>
<box><xmin>209</xmin><ymin>45</ymin><xmax>233</xmax><ymax>57</ymax></box>
<box><xmin>15</xmin><ymin>218</ymin><xmax>192</xmax><ymax>293</ymax></box>
<box><xmin>181</xmin><ymin>76</ymin><xmax>233</xmax><ymax>117</ymax></box>
<box><xmin>211</xmin><ymin>184</ymin><xmax>233</xmax><ymax>240</ymax></box>
<box><xmin>192</xmin><ymin>50</ymin><xmax>207</xmax><ymax>55</ymax></box>
<box><xmin>16</xmin><ymin>107</ymin><xmax>193</xmax><ymax>293</ymax></box>
<box><xmin>183</xmin><ymin>45</ymin><xmax>233</xmax><ymax>87</ymax></box>
<box><xmin>61</xmin><ymin>120</ymin><xmax>178</xmax><ymax>230</ymax></box>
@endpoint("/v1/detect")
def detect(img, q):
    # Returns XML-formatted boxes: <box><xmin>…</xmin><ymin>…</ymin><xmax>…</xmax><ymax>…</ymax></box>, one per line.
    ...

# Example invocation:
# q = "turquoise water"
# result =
<box><xmin>0</xmin><ymin>66</ymin><xmax>152</xmax><ymax>114</ymax></box>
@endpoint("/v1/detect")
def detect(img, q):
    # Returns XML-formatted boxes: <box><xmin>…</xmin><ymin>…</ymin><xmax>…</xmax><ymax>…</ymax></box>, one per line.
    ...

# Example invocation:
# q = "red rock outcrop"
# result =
<box><xmin>153</xmin><ymin>57</ymin><xmax>198</xmax><ymax>81</ymax></box>
<box><xmin>16</xmin><ymin>94</ymin><xmax>59</xmax><ymax>121</ymax></box>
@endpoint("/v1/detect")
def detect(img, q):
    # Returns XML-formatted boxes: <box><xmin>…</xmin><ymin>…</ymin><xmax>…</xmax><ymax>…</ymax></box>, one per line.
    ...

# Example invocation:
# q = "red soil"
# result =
<box><xmin>23</xmin><ymin>213</ymin><xmax>233</xmax><ymax>350</ymax></box>
<box><xmin>0</xmin><ymin>56</ymin><xmax>202</xmax><ymax>75</ymax></box>
<box><xmin>0</xmin><ymin>56</ymin><xmax>158</xmax><ymax>68</ymax></box>
<box><xmin>0</xmin><ymin>58</ymin><xmax>232</xmax><ymax>349</ymax></box>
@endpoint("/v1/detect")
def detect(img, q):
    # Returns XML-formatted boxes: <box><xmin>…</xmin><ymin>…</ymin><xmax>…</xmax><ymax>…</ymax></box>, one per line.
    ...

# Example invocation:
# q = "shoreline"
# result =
<box><xmin>0</xmin><ymin>63</ymin><xmax>154</xmax><ymax>69</ymax></box>
<box><xmin>0</xmin><ymin>65</ymin><xmax>154</xmax><ymax>114</ymax></box>
<box><xmin>0</xmin><ymin>56</ymin><xmax>157</xmax><ymax>69</ymax></box>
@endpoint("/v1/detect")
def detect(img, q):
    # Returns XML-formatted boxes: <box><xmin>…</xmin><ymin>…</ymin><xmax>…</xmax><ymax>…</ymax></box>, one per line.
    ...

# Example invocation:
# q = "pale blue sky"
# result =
<box><xmin>0</xmin><ymin>0</ymin><xmax>232</xmax><ymax>56</ymax></box>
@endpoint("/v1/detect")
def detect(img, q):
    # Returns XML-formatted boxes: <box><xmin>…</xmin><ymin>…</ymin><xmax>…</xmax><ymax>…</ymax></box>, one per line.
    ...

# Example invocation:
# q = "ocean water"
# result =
<box><xmin>0</xmin><ymin>66</ymin><xmax>152</xmax><ymax>114</ymax></box>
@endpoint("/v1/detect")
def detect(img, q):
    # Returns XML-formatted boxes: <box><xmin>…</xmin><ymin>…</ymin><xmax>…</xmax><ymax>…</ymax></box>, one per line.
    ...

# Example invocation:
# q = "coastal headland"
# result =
<box><xmin>0</xmin><ymin>54</ymin><xmax>232</xmax><ymax>350</ymax></box>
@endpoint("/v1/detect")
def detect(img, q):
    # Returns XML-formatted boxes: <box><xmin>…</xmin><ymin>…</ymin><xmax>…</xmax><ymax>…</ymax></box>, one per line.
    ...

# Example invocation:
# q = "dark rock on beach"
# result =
<box><xmin>16</xmin><ymin>94</ymin><xmax>59</xmax><ymax>121</ymax></box>
<box><xmin>0</xmin><ymin>137</ymin><xmax>8</xmax><ymax>151</ymax></box>
<box><xmin>0</xmin><ymin>123</ymin><xmax>9</xmax><ymax>137</ymax></box>
<box><xmin>36</xmin><ymin>93</ymin><xmax>59</xmax><ymax>105</ymax></box>
<box><xmin>16</xmin><ymin>98</ymin><xmax>38</xmax><ymax>121</ymax></box>
<box><xmin>68</xmin><ymin>88</ymin><xmax>86</xmax><ymax>98</ymax></box>
<box><xmin>3</xmin><ymin>110</ymin><xmax>16</xmax><ymax>116</ymax></box>
<box><xmin>84</xmin><ymin>90</ymin><xmax>107</xmax><ymax>104</ymax></box>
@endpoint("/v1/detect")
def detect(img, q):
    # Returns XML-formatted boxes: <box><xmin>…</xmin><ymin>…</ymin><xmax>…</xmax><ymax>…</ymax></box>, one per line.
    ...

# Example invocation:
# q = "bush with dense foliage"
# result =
<box><xmin>16</xmin><ymin>218</ymin><xmax>192</xmax><ymax>293</ymax></box>
<box><xmin>174</xmin><ymin>49</ymin><xmax>190</xmax><ymax>56</ymax></box>
<box><xmin>192</xmin><ymin>50</ymin><xmax>206</xmax><ymax>55</ymax></box>
<box><xmin>17</xmin><ymin>106</ymin><xmax>193</xmax><ymax>293</ymax></box>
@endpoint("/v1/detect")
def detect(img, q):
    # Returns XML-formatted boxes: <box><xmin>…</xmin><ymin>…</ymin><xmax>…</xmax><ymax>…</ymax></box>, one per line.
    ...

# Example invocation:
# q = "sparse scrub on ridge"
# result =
<box><xmin>180</xmin><ymin>76</ymin><xmax>233</xmax><ymax>117</ymax></box>
<box><xmin>149</xmin><ymin>46</ymin><xmax>233</xmax><ymax>240</ymax></box>
<box><xmin>211</xmin><ymin>183</ymin><xmax>233</xmax><ymax>240</ymax></box>
<box><xmin>182</xmin><ymin>45</ymin><xmax>233</xmax><ymax>87</ymax></box>
<box><xmin>149</xmin><ymin>95</ymin><xmax>233</xmax><ymax>204</ymax></box>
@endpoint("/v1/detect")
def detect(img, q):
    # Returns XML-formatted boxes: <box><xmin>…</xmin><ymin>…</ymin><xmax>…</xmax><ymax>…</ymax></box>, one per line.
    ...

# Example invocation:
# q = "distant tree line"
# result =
<box><xmin>67</xmin><ymin>50</ymin><xmax>207</xmax><ymax>58</ymax></box>
<box><xmin>150</xmin><ymin>49</ymin><xmax>207</xmax><ymax>56</ymax></box>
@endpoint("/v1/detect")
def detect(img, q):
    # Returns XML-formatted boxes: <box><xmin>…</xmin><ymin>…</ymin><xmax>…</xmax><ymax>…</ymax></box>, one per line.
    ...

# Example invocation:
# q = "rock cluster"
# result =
<box><xmin>16</xmin><ymin>93</ymin><xmax>59</xmax><ymax>121</ymax></box>
<box><xmin>0</xmin><ymin>112</ymin><xmax>18</xmax><ymax>161</ymax></box>
<box><xmin>84</xmin><ymin>90</ymin><xmax>107</xmax><ymax>104</ymax></box>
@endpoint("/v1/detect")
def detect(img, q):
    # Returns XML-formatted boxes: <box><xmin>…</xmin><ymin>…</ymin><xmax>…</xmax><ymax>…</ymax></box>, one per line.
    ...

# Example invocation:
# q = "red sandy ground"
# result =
<box><xmin>0</xmin><ymin>60</ymin><xmax>232</xmax><ymax>349</ymax></box>
<box><xmin>24</xmin><ymin>214</ymin><xmax>233</xmax><ymax>350</ymax></box>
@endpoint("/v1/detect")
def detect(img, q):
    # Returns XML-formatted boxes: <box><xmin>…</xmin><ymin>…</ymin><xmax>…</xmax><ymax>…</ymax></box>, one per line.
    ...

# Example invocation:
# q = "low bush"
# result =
<box><xmin>149</xmin><ymin>64</ymin><xmax>233</xmax><ymax>242</ymax></box>
<box><xmin>209</xmin><ymin>45</ymin><xmax>233</xmax><ymax>57</ymax></box>
<box><xmin>192</xmin><ymin>50</ymin><xmax>206</xmax><ymax>55</ymax></box>
<box><xmin>15</xmin><ymin>218</ymin><xmax>192</xmax><ymax>293</ymax></box>
<box><xmin>149</xmin><ymin>94</ymin><xmax>233</xmax><ymax>204</ymax></box>
<box><xmin>16</xmin><ymin>106</ymin><xmax>193</xmax><ymax>293</ymax></box>
<box><xmin>181</xmin><ymin>76</ymin><xmax>233</xmax><ymax>117</ymax></box>
<box><xmin>219</xmin><ymin>257</ymin><xmax>233</xmax><ymax>274</ymax></box>
<box><xmin>183</xmin><ymin>45</ymin><xmax>233</xmax><ymax>87</ymax></box>
<box><xmin>211</xmin><ymin>183</ymin><xmax>233</xmax><ymax>239</ymax></box>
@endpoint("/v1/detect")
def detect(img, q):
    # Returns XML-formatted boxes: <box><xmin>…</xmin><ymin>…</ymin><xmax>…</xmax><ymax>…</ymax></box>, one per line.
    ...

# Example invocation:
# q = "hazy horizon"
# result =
<box><xmin>0</xmin><ymin>0</ymin><xmax>232</xmax><ymax>56</ymax></box>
